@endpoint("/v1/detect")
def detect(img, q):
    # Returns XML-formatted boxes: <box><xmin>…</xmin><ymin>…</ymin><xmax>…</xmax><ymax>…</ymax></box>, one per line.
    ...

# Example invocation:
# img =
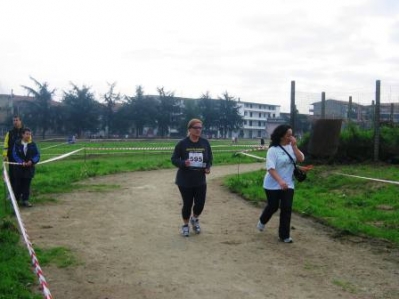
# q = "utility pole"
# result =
<box><xmin>290</xmin><ymin>81</ymin><xmax>296</xmax><ymax>133</ymax></box>
<box><xmin>321</xmin><ymin>92</ymin><xmax>326</xmax><ymax>119</ymax></box>
<box><xmin>374</xmin><ymin>80</ymin><xmax>381</xmax><ymax>162</ymax></box>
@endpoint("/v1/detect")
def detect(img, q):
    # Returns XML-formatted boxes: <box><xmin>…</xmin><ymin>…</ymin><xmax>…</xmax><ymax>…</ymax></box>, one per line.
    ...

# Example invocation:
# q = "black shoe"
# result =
<box><xmin>22</xmin><ymin>201</ymin><xmax>33</xmax><ymax>207</ymax></box>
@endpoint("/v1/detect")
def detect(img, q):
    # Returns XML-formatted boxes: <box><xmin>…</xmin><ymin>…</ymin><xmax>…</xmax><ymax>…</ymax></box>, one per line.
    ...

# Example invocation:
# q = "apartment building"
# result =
<box><xmin>237</xmin><ymin>100</ymin><xmax>281</xmax><ymax>139</ymax></box>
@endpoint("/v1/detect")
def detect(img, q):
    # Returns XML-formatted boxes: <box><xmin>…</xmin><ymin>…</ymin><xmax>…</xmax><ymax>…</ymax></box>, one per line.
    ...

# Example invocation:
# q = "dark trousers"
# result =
<box><xmin>178</xmin><ymin>185</ymin><xmax>207</xmax><ymax>220</ymax></box>
<box><xmin>259</xmin><ymin>189</ymin><xmax>294</xmax><ymax>240</ymax></box>
<box><xmin>14</xmin><ymin>177</ymin><xmax>32</xmax><ymax>203</ymax></box>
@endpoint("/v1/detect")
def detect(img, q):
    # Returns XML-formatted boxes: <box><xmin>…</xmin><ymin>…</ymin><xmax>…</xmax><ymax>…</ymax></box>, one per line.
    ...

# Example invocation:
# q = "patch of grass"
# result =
<box><xmin>0</xmin><ymin>219</ymin><xmax>42</xmax><ymax>299</ymax></box>
<box><xmin>332</xmin><ymin>279</ymin><xmax>358</xmax><ymax>293</ymax></box>
<box><xmin>35</xmin><ymin>247</ymin><xmax>78</xmax><ymax>268</ymax></box>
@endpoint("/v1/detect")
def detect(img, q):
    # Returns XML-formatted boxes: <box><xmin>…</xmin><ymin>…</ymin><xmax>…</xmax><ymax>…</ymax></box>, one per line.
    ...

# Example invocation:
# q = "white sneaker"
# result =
<box><xmin>181</xmin><ymin>225</ymin><xmax>189</xmax><ymax>237</ymax></box>
<box><xmin>280</xmin><ymin>237</ymin><xmax>293</xmax><ymax>243</ymax></box>
<box><xmin>190</xmin><ymin>217</ymin><xmax>201</xmax><ymax>234</ymax></box>
<box><xmin>257</xmin><ymin>220</ymin><xmax>265</xmax><ymax>232</ymax></box>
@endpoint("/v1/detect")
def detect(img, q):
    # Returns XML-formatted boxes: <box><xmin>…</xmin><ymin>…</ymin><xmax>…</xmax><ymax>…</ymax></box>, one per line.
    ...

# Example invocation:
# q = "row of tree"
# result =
<box><xmin>15</xmin><ymin>77</ymin><xmax>243</xmax><ymax>139</ymax></box>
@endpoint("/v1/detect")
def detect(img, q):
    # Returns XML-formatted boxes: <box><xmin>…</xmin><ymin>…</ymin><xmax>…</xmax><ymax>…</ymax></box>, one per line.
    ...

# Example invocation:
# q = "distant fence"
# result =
<box><xmin>290</xmin><ymin>80</ymin><xmax>399</xmax><ymax>161</ymax></box>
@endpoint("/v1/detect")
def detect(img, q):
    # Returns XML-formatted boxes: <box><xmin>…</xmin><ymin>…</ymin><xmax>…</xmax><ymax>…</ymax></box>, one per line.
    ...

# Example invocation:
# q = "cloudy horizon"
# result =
<box><xmin>1</xmin><ymin>0</ymin><xmax>399</xmax><ymax>113</ymax></box>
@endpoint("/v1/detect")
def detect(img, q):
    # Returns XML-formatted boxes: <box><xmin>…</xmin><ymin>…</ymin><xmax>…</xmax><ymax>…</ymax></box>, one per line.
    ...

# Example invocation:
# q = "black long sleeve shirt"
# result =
<box><xmin>171</xmin><ymin>137</ymin><xmax>213</xmax><ymax>187</ymax></box>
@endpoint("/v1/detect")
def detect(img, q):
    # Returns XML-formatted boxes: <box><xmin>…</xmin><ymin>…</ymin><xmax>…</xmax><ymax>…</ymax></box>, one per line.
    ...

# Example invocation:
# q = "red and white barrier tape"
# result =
<box><xmin>235</xmin><ymin>151</ymin><xmax>266</xmax><ymax>161</ymax></box>
<box><xmin>234</xmin><ymin>146</ymin><xmax>267</xmax><ymax>161</ymax></box>
<box><xmin>2</xmin><ymin>163</ymin><xmax>53</xmax><ymax>299</ymax></box>
<box><xmin>240</xmin><ymin>146</ymin><xmax>268</xmax><ymax>153</ymax></box>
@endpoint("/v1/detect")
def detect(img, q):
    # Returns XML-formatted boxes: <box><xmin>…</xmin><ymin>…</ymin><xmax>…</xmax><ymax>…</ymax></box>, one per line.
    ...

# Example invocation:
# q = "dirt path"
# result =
<box><xmin>23</xmin><ymin>164</ymin><xmax>399</xmax><ymax>299</ymax></box>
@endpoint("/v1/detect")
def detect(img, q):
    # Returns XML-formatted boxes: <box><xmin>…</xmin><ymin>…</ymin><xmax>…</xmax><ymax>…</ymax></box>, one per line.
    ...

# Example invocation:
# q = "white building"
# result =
<box><xmin>237</xmin><ymin>100</ymin><xmax>281</xmax><ymax>139</ymax></box>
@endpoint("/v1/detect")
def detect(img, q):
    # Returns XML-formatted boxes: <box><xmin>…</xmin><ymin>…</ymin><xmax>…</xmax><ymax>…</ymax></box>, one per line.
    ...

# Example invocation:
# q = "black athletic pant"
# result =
<box><xmin>259</xmin><ymin>189</ymin><xmax>294</xmax><ymax>240</ymax></box>
<box><xmin>178</xmin><ymin>184</ymin><xmax>207</xmax><ymax>220</ymax></box>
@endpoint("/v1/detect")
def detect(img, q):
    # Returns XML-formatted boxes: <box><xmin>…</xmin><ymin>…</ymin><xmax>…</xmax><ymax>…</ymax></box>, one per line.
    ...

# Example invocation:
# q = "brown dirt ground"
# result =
<box><xmin>22</xmin><ymin>163</ymin><xmax>399</xmax><ymax>299</ymax></box>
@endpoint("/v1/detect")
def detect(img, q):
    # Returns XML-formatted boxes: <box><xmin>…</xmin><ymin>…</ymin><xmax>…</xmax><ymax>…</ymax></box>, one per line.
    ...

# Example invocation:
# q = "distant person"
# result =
<box><xmin>2</xmin><ymin>115</ymin><xmax>27</xmax><ymax>196</ymax></box>
<box><xmin>257</xmin><ymin>124</ymin><xmax>306</xmax><ymax>243</ymax></box>
<box><xmin>171</xmin><ymin>118</ymin><xmax>213</xmax><ymax>237</ymax></box>
<box><xmin>67</xmin><ymin>135</ymin><xmax>76</xmax><ymax>144</ymax></box>
<box><xmin>260</xmin><ymin>138</ymin><xmax>265</xmax><ymax>146</ymax></box>
<box><xmin>12</xmin><ymin>127</ymin><xmax>40</xmax><ymax>207</ymax></box>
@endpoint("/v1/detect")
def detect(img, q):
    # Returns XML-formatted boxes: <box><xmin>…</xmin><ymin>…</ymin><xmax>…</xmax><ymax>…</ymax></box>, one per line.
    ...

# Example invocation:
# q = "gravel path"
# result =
<box><xmin>23</xmin><ymin>163</ymin><xmax>399</xmax><ymax>299</ymax></box>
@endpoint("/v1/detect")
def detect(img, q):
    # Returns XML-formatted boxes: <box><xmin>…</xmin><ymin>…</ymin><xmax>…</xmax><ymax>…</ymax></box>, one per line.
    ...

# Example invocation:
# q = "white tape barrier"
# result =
<box><xmin>4</xmin><ymin>148</ymin><xmax>84</xmax><ymax>166</ymax></box>
<box><xmin>37</xmin><ymin>148</ymin><xmax>84</xmax><ymax>165</ymax></box>
<box><xmin>233</xmin><ymin>146</ymin><xmax>267</xmax><ymax>161</ymax></box>
<box><xmin>84</xmin><ymin>147</ymin><xmax>175</xmax><ymax>151</ymax></box>
<box><xmin>336</xmin><ymin>173</ymin><xmax>399</xmax><ymax>185</ymax></box>
<box><xmin>3</xmin><ymin>164</ymin><xmax>53</xmax><ymax>299</ymax></box>
<box><xmin>40</xmin><ymin>142</ymin><xmax>69</xmax><ymax>150</ymax></box>
<box><xmin>236</xmin><ymin>151</ymin><xmax>266</xmax><ymax>161</ymax></box>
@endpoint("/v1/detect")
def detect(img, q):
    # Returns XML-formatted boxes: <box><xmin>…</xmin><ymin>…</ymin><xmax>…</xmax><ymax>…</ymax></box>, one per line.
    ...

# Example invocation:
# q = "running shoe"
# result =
<box><xmin>190</xmin><ymin>217</ymin><xmax>201</xmax><ymax>234</ymax></box>
<box><xmin>22</xmin><ymin>201</ymin><xmax>33</xmax><ymax>207</ymax></box>
<box><xmin>280</xmin><ymin>237</ymin><xmax>293</xmax><ymax>243</ymax></box>
<box><xmin>257</xmin><ymin>220</ymin><xmax>265</xmax><ymax>232</ymax></box>
<box><xmin>181</xmin><ymin>224</ymin><xmax>189</xmax><ymax>237</ymax></box>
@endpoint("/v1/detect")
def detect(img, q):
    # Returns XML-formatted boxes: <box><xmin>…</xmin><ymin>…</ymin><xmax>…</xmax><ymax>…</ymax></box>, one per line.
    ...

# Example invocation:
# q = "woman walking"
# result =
<box><xmin>171</xmin><ymin>119</ymin><xmax>213</xmax><ymax>237</ymax></box>
<box><xmin>257</xmin><ymin>124</ymin><xmax>306</xmax><ymax>243</ymax></box>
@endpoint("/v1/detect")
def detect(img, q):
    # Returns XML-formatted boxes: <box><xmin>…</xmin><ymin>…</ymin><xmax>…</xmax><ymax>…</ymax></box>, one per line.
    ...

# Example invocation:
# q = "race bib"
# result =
<box><xmin>189</xmin><ymin>152</ymin><xmax>205</xmax><ymax>168</ymax></box>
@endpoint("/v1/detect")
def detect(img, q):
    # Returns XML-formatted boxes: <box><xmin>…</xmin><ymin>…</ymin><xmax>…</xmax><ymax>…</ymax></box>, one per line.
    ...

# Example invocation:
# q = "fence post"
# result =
<box><xmin>374</xmin><ymin>80</ymin><xmax>381</xmax><ymax>162</ymax></box>
<box><xmin>390</xmin><ymin>103</ymin><xmax>394</xmax><ymax>125</ymax></box>
<box><xmin>321</xmin><ymin>92</ymin><xmax>326</xmax><ymax>119</ymax></box>
<box><xmin>290</xmin><ymin>80</ymin><xmax>296</xmax><ymax>133</ymax></box>
<box><xmin>348</xmin><ymin>96</ymin><xmax>352</xmax><ymax>121</ymax></box>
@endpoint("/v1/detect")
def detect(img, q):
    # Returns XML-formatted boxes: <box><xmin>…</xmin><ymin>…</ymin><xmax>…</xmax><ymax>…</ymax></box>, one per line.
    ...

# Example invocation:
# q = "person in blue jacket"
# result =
<box><xmin>171</xmin><ymin>118</ymin><xmax>213</xmax><ymax>237</ymax></box>
<box><xmin>12</xmin><ymin>127</ymin><xmax>40</xmax><ymax>207</ymax></box>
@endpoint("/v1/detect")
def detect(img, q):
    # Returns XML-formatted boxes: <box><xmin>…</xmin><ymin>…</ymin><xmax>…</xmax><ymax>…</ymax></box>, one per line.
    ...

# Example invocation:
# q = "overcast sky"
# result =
<box><xmin>1</xmin><ymin>0</ymin><xmax>399</xmax><ymax>112</ymax></box>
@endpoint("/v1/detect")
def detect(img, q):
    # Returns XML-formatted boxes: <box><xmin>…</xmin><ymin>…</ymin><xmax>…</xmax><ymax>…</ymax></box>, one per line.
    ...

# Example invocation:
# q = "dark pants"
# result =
<box><xmin>259</xmin><ymin>189</ymin><xmax>294</xmax><ymax>240</ymax></box>
<box><xmin>14</xmin><ymin>177</ymin><xmax>32</xmax><ymax>203</ymax></box>
<box><xmin>178</xmin><ymin>185</ymin><xmax>207</xmax><ymax>220</ymax></box>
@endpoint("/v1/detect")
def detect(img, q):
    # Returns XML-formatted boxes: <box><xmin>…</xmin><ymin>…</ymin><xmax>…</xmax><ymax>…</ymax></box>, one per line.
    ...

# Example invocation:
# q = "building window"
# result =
<box><xmin>250</xmin><ymin>112</ymin><xmax>253</xmax><ymax>117</ymax></box>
